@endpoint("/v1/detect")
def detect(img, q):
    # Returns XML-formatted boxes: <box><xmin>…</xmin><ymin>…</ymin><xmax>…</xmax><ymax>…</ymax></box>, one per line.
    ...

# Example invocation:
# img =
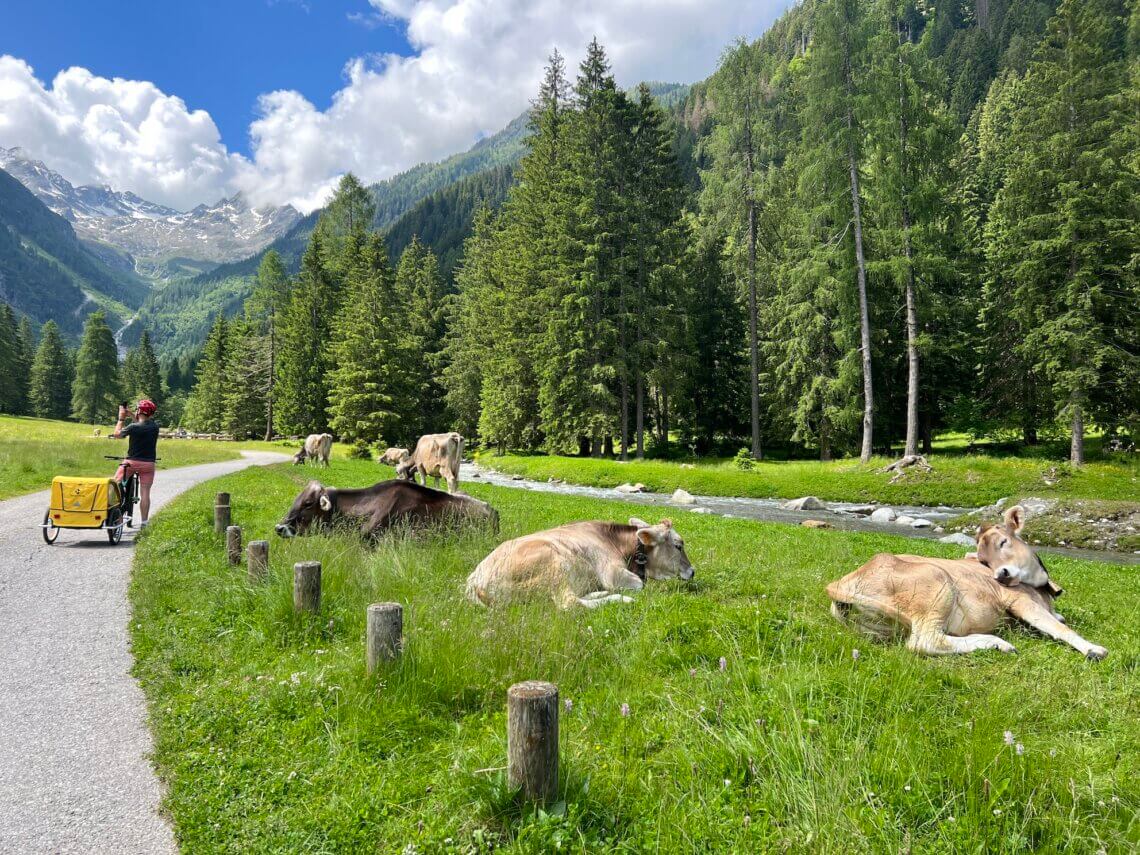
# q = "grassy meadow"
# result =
<box><xmin>130</xmin><ymin>459</ymin><xmax>1139</xmax><ymax>853</ymax></box>
<box><xmin>478</xmin><ymin>443</ymin><xmax>1140</xmax><ymax>509</ymax></box>
<box><xmin>0</xmin><ymin>414</ymin><xmax>307</xmax><ymax>501</ymax></box>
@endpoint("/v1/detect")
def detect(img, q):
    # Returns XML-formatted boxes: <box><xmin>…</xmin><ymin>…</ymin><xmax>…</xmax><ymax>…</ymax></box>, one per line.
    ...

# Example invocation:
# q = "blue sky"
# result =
<box><xmin>1</xmin><ymin>0</ymin><xmax>410</xmax><ymax>156</ymax></box>
<box><xmin>0</xmin><ymin>0</ymin><xmax>791</xmax><ymax>211</ymax></box>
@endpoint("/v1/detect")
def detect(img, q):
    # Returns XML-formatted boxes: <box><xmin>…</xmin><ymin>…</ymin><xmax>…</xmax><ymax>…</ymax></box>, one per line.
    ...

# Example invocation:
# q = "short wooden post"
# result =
<box><xmin>507</xmin><ymin>681</ymin><xmax>559</xmax><ymax>802</ymax></box>
<box><xmin>225</xmin><ymin>525</ymin><xmax>242</xmax><ymax>564</ymax></box>
<box><xmin>247</xmin><ymin>539</ymin><xmax>268</xmax><ymax>583</ymax></box>
<box><xmin>214</xmin><ymin>492</ymin><xmax>231</xmax><ymax>533</ymax></box>
<box><xmin>293</xmin><ymin>561</ymin><xmax>321</xmax><ymax>613</ymax></box>
<box><xmin>365</xmin><ymin>603</ymin><xmax>403</xmax><ymax>672</ymax></box>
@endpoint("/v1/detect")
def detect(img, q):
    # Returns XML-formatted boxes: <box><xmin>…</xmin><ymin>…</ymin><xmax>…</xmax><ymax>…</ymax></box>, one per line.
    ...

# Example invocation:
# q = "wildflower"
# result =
<box><xmin>743</xmin><ymin>815</ymin><xmax>751</xmax><ymax>828</ymax></box>
<box><xmin>1050</xmin><ymin>748</ymin><xmax>1057</xmax><ymax>758</ymax></box>
<box><xmin>904</xmin><ymin>785</ymin><xmax>911</xmax><ymax>792</ymax></box>
<box><xmin>689</xmin><ymin>668</ymin><xmax>697</xmax><ymax>677</ymax></box>
<box><xmin>852</xmin><ymin>649</ymin><xmax>861</xmax><ymax>661</ymax></box>
<box><xmin>947</xmin><ymin>816</ymin><xmax>955</xmax><ymax>822</ymax></box>
<box><xmin>1015</xmin><ymin>743</ymin><xmax>1024</xmax><ymax>756</ymax></box>
<box><xmin>1003</xmin><ymin>730</ymin><xmax>1015</xmax><ymax>746</ymax></box>
<box><xmin>564</xmin><ymin>699</ymin><xmax>573</xmax><ymax>713</ymax></box>
<box><xmin>724</xmin><ymin>778</ymin><xmax>731</xmax><ymax>787</ymax></box>
<box><xmin>620</xmin><ymin>702</ymin><xmax>630</xmax><ymax>717</ymax></box>
<box><xmin>719</xmin><ymin>657</ymin><xmax>727</xmax><ymax>671</ymax></box>
<box><xmin>993</xmin><ymin>808</ymin><xmax>1002</xmax><ymax>816</ymax></box>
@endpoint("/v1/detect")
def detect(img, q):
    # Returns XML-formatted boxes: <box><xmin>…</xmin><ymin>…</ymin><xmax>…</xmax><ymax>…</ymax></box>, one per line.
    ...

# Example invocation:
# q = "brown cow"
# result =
<box><xmin>396</xmin><ymin>432</ymin><xmax>462</xmax><ymax>492</ymax></box>
<box><xmin>293</xmin><ymin>433</ymin><xmax>333</xmax><ymax>466</ymax></box>
<box><xmin>466</xmin><ymin>517</ymin><xmax>694</xmax><ymax>608</ymax></box>
<box><xmin>379</xmin><ymin>447</ymin><xmax>410</xmax><ymax>466</ymax></box>
<box><xmin>826</xmin><ymin>505</ymin><xmax>1107</xmax><ymax>660</ymax></box>
<box><xmin>274</xmin><ymin>479</ymin><xmax>497</xmax><ymax>539</ymax></box>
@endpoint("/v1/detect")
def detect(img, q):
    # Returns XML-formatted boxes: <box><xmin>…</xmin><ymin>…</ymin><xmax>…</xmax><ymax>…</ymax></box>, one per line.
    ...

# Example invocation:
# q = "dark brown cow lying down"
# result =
<box><xmin>275</xmin><ymin>479</ymin><xmax>497</xmax><ymax>539</ymax></box>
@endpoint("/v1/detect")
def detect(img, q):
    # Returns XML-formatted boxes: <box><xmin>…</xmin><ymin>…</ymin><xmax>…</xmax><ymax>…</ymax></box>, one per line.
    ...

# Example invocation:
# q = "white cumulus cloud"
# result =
<box><xmin>1</xmin><ymin>1</ymin><xmax>790</xmax><ymax>213</ymax></box>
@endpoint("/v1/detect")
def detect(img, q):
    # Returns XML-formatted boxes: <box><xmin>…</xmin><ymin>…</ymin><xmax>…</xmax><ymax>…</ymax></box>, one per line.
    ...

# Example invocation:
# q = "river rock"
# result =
<box><xmin>801</xmin><ymin>519</ymin><xmax>832</xmax><ymax>529</ymax></box>
<box><xmin>895</xmin><ymin>514</ymin><xmax>916</xmax><ymax>526</ymax></box>
<box><xmin>870</xmin><ymin>508</ymin><xmax>897</xmax><ymax>523</ymax></box>
<box><xmin>1020</xmin><ymin>496</ymin><xmax>1055</xmax><ymax>517</ymax></box>
<box><xmin>782</xmin><ymin>496</ymin><xmax>827</xmax><ymax>511</ymax></box>
<box><xmin>671</xmin><ymin>488</ymin><xmax>696</xmax><ymax>505</ymax></box>
<box><xmin>615</xmin><ymin>482</ymin><xmax>647</xmax><ymax>494</ymax></box>
<box><xmin>690</xmin><ymin>507</ymin><xmax>712</xmax><ymax>514</ymax></box>
<box><xmin>911</xmin><ymin>518</ymin><xmax>934</xmax><ymax>529</ymax></box>
<box><xmin>511</xmin><ymin>474</ymin><xmax>524</xmax><ymax>481</ymax></box>
<box><xmin>939</xmin><ymin>532</ymin><xmax>976</xmax><ymax>547</ymax></box>
<box><xmin>845</xmin><ymin>505</ymin><xmax>876</xmax><ymax>515</ymax></box>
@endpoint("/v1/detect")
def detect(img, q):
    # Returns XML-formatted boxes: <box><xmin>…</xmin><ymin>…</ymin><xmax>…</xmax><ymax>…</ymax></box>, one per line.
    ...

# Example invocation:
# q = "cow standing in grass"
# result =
<box><xmin>293</xmin><ymin>433</ymin><xmax>333</xmax><ymax>467</ymax></box>
<box><xmin>397</xmin><ymin>432</ymin><xmax>462</xmax><ymax>492</ymax></box>
<box><xmin>827</xmin><ymin>505</ymin><xmax>1107</xmax><ymax>660</ymax></box>
<box><xmin>466</xmin><ymin>517</ymin><xmax>694</xmax><ymax>608</ymax></box>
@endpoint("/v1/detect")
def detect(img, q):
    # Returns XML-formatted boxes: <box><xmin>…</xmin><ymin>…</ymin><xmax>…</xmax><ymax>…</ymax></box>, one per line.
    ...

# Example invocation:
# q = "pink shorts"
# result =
<box><xmin>116</xmin><ymin>459</ymin><xmax>156</xmax><ymax>487</ymax></box>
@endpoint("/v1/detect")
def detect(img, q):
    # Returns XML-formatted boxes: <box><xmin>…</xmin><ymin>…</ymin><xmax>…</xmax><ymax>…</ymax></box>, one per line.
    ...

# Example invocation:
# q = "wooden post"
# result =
<box><xmin>365</xmin><ymin>603</ymin><xmax>403</xmax><ymax>672</ymax></box>
<box><xmin>293</xmin><ymin>561</ymin><xmax>321</xmax><ymax>613</ymax></box>
<box><xmin>247</xmin><ymin>539</ymin><xmax>269</xmax><ymax>583</ymax></box>
<box><xmin>214</xmin><ymin>492</ymin><xmax>231</xmax><ymax>533</ymax></box>
<box><xmin>225</xmin><ymin>525</ymin><xmax>242</xmax><ymax>564</ymax></box>
<box><xmin>507</xmin><ymin>681</ymin><xmax>559</xmax><ymax>802</ymax></box>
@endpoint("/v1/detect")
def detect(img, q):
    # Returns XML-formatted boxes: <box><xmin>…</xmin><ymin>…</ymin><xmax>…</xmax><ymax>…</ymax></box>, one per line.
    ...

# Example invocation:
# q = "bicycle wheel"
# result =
<box><xmin>107</xmin><ymin>507</ymin><xmax>124</xmax><ymax>545</ymax></box>
<box><xmin>42</xmin><ymin>511</ymin><xmax>59</xmax><ymax>544</ymax></box>
<box><xmin>125</xmin><ymin>474</ymin><xmax>139</xmax><ymax>527</ymax></box>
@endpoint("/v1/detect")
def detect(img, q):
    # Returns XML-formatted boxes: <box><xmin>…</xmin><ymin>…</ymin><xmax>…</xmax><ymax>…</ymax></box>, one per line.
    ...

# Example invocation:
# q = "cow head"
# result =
<box><xmin>394</xmin><ymin>458</ymin><xmax>416</xmax><ymax>481</ymax></box>
<box><xmin>976</xmin><ymin>505</ymin><xmax>1062</xmax><ymax>596</ymax></box>
<box><xmin>291</xmin><ymin>447</ymin><xmax>307</xmax><ymax>465</ymax></box>
<box><xmin>275</xmin><ymin>481</ymin><xmax>335</xmax><ymax>537</ymax></box>
<box><xmin>630</xmin><ymin>517</ymin><xmax>695</xmax><ymax>581</ymax></box>
<box><xmin>454</xmin><ymin>492</ymin><xmax>500</xmax><ymax>532</ymax></box>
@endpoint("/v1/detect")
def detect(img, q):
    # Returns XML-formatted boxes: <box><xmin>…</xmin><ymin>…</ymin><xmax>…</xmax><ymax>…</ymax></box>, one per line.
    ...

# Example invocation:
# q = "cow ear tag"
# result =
<box><xmin>319</xmin><ymin>495</ymin><xmax>332</xmax><ymax>511</ymax></box>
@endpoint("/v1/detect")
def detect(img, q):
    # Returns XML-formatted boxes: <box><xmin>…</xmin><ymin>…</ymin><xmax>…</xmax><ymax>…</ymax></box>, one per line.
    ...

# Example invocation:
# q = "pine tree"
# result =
<box><xmin>316</xmin><ymin>173</ymin><xmax>377</xmax><ymax>280</ymax></box>
<box><xmin>121</xmin><ymin>330</ymin><xmax>163</xmax><ymax>407</ymax></box>
<box><xmin>13</xmin><ymin>316</ymin><xmax>35</xmax><ymax>415</ymax></box>
<box><xmin>29</xmin><ymin>320</ymin><xmax>73</xmax><ymax>419</ymax></box>
<box><xmin>222</xmin><ymin>317</ymin><xmax>270</xmax><ymax>439</ymax></box>
<box><xmin>0</xmin><ymin>305</ymin><xmax>24</xmax><ymax>414</ymax></box>
<box><xmin>70</xmin><ymin>310</ymin><xmax>120</xmax><ymax>423</ymax></box>
<box><xmin>250</xmin><ymin>250</ymin><xmax>290</xmax><ymax>439</ymax></box>
<box><xmin>275</xmin><ymin>232</ymin><xmax>337</xmax><ymax>435</ymax></box>
<box><xmin>394</xmin><ymin>236</ymin><xmax>449</xmax><ymax>437</ymax></box>
<box><xmin>184</xmin><ymin>314</ymin><xmax>230</xmax><ymax>433</ymax></box>
<box><xmin>328</xmin><ymin>232</ymin><xmax>405</xmax><ymax>442</ymax></box>
<box><xmin>986</xmin><ymin>0</ymin><xmax>1139</xmax><ymax>463</ymax></box>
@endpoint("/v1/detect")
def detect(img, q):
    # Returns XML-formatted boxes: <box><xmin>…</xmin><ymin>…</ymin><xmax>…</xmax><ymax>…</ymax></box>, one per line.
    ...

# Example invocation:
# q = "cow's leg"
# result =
<box><xmin>432</xmin><ymin>475</ymin><xmax>442</xmax><ymax>490</ymax></box>
<box><xmin>1007</xmin><ymin>599</ymin><xmax>1108</xmax><ymax>660</ymax></box>
<box><xmin>907</xmin><ymin>620</ymin><xmax>1017</xmax><ymax>656</ymax></box>
<box><xmin>445</xmin><ymin>471</ymin><xmax>458</xmax><ymax>493</ymax></box>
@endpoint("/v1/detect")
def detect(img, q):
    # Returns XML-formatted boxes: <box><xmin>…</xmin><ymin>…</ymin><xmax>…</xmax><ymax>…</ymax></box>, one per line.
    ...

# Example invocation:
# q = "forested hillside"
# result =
<box><xmin>0</xmin><ymin>168</ymin><xmax>148</xmax><ymax>336</ymax></box>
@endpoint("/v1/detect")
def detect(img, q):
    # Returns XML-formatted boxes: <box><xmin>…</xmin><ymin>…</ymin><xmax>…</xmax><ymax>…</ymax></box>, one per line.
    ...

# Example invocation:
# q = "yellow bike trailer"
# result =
<box><xmin>42</xmin><ymin>476</ymin><xmax>127</xmax><ymax>545</ymax></box>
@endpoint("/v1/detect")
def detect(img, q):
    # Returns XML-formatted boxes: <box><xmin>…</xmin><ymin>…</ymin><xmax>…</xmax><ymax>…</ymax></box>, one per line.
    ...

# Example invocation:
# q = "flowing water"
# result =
<box><xmin>461</xmin><ymin>463</ymin><xmax>1139</xmax><ymax>566</ymax></box>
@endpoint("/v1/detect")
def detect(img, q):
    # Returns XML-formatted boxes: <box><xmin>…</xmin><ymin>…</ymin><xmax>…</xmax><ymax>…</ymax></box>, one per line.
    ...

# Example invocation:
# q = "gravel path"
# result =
<box><xmin>0</xmin><ymin>451</ymin><xmax>289</xmax><ymax>854</ymax></box>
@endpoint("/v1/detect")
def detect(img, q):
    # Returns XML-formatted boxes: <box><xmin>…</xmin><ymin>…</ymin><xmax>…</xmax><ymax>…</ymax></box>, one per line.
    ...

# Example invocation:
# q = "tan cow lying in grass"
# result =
<box><xmin>466</xmin><ymin>517</ymin><xmax>694</xmax><ymax>608</ymax></box>
<box><xmin>827</xmin><ymin>505</ymin><xmax>1107</xmax><ymax>660</ymax></box>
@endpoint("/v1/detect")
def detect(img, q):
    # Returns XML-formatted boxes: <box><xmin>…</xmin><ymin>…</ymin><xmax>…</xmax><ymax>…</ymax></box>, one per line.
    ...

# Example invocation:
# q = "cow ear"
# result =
<box><xmin>319</xmin><ymin>494</ymin><xmax>332</xmax><ymax>511</ymax></box>
<box><xmin>629</xmin><ymin>517</ymin><xmax>651</xmax><ymax>529</ymax></box>
<box><xmin>636</xmin><ymin>527</ymin><xmax>657</xmax><ymax>546</ymax></box>
<box><xmin>659</xmin><ymin>518</ymin><xmax>673</xmax><ymax>528</ymax></box>
<box><xmin>1003</xmin><ymin>505</ymin><xmax>1025</xmax><ymax>533</ymax></box>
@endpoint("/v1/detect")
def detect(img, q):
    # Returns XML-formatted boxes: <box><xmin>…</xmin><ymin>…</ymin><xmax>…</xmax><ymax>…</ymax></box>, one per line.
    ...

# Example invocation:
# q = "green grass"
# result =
<box><xmin>130</xmin><ymin>459</ymin><xmax>1139</xmax><ymax>853</ymax></box>
<box><xmin>478</xmin><ymin>448</ymin><xmax>1140</xmax><ymax>508</ymax></box>
<box><xmin>0</xmin><ymin>414</ymin><xmax>303</xmax><ymax>501</ymax></box>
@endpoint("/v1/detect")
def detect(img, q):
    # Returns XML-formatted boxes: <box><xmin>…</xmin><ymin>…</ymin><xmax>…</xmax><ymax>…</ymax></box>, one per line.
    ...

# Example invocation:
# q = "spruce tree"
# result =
<box><xmin>250</xmin><ymin>250</ymin><xmax>290</xmax><ymax>439</ymax></box>
<box><xmin>394</xmin><ymin>236</ymin><xmax>449</xmax><ymax>437</ymax></box>
<box><xmin>184</xmin><ymin>314</ymin><xmax>230</xmax><ymax>433</ymax></box>
<box><xmin>328</xmin><ymin>232</ymin><xmax>405</xmax><ymax>443</ymax></box>
<box><xmin>222</xmin><ymin>317</ymin><xmax>270</xmax><ymax>439</ymax></box>
<box><xmin>121</xmin><ymin>331</ymin><xmax>163</xmax><ymax>407</ymax></box>
<box><xmin>316</xmin><ymin>173</ymin><xmax>377</xmax><ymax>281</ymax></box>
<box><xmin>14</xmin><ymin>316</ymin><xmax>35</xmax><ymax>415</ymax></box>
<box><xmin>29</xmin><ymin>320</ymin><xmax>73</xmax><ymax>419</ymax></box>
<box><xmin>275</xmin><ymin>232</ymin><xmax>336</xmax><ymax>435</ymax></box>
<box><xmin>70</xmin><ymin>310</ymin><xmax>120</xmax><ymax>424</ymax></box>
<box><xmin>0</xmin><ymin>305</ymin><xmax>24</xmax><ymax>414</ymax></box>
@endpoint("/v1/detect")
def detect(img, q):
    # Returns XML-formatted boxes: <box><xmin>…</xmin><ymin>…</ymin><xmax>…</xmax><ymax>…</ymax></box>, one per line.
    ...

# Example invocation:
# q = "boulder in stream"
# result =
<box><xmin>782</xmin><ymin>496</ymin><xmax>827</xmax><ymax>511</ymax></box>
<box><xmin>671</xmin><ymin>488</ymin><xmax>696</xmax><ymax>505</ymax></box>
<box><xmin>870</xmin><ymin>508</ymin><xmax>897</xmax><ymax>523</ymax></box>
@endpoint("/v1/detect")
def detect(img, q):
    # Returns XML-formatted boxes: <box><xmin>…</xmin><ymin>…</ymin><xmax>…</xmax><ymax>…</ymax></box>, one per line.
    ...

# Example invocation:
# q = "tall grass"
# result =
<box><xmin>130</xmin><ymin>460</ymin><xmax>1139</xmax><ymax>852</ymax></box>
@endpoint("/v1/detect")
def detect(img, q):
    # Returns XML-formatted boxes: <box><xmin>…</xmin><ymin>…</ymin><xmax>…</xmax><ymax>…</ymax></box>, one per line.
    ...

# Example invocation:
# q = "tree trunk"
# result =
<box><xmin>661</xmin><ymin>390</ymin><xmax>670</xmax><ymax>452</ymax></box>
<box><xmin>819</xmin><ymin>417</ymin><xmax>832</xmax><ymax>461</ymax></box>
<box><xmin>744</xmin><ymin>121</ymin><xmax>762</xmax><ymax>461</ymax></box>
<box><xmin>264</xmin><ymin>316</ymin><xmax>275</xmax><ymax>442</ymax></box>
<box><xmin>1070</xmin><ymin>396</ymin><xmax>1084</xmax><ymax>466</ymax></box>
<box><xmin>620</xmin><ymin>371</ymin><xmax>630</xmax><ymax>461</ymax></box>
<box><xmin>591</xmin><ymin>435</ymin><xmax>602</xmax><ymax>458</ymax></box>
<box><xmin>845</xmin><ymin>36</ymin><xmax>874</xmax><ymax>464</ymax></box>
<box><xmin>897</xmin><ymin>22</ymin><xmax>919</xmax><ymax>460</ymax></box>
<box><xmin>635</xmin><ymin>373</ymin><xmax>645</xmax><ymax>459</ymax></box>
<box><xmin>920</xmin><ymin>409</ymin><xmax>933</xmax><ymax>455</ymax></box>
<box><xmin>604</xmin><ymin>435</ymin><xmax>614</xmax><ymax>458</ymax></box>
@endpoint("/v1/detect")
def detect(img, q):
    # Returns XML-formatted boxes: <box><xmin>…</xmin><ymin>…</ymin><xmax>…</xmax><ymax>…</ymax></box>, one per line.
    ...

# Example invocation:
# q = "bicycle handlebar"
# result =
<box><xmin>104</xmin><ymin>456</ymin><xmax>162</xmax><ymax>461</ymax></box>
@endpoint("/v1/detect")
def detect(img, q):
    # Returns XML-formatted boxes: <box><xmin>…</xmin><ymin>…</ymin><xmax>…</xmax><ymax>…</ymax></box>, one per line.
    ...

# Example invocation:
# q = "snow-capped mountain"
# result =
<box><xmin>0</xmin><ymin>147</ymin><xmax>300</xmax><ymax>267</ymax></box>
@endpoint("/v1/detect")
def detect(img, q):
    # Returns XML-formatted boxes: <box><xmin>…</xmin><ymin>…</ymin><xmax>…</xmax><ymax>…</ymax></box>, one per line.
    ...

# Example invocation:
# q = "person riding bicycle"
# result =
<box><xmin>113</xmin><ymin>399</ymin><xmax>159</xmax><ymax>527</ymax></box>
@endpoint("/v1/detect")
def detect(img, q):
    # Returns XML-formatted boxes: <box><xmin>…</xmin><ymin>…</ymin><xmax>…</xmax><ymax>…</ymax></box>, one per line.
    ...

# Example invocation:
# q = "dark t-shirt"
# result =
<box><xmin>122</xmin><ymin>419</ymin><xmax>159</xmax><ymax>462</ymax></box>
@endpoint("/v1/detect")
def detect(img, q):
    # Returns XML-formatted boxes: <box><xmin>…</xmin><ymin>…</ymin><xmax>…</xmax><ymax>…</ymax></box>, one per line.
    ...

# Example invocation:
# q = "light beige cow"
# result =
<box><xmin>379</xmin><ymin>447</ymin><xmax>410</xmax><ymax>466</ymax></box>
<box><xmin>466</xmin><ymin>517</ymin><xmax>695</xmax><ymax>608</ymax></box>
<box><xmin>827</xmin><ymin>506</ymin><xmax>1107</xmax><ymax>660</ymax></box>
<box><xmin>293</xmin><ymin>433</ymin><xmax>333</xmax><ymax>467</ymax></box>
<box><xmin>396</xmin><ymin>432</ymin><xmax>462</xmax><ymax>492</ymax></box>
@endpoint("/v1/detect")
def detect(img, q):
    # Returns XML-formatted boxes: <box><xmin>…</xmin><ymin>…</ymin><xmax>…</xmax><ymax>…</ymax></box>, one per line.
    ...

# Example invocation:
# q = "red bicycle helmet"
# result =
<box><xmin>136</xmin><ymin>399</ymin><xmax>157</xmax><ymax>417</ymax></box>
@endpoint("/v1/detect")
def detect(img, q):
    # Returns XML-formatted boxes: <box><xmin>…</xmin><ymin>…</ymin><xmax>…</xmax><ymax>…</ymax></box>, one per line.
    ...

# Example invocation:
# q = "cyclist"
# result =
<box><xmin>113</xmin><ymin>399</ymin><xmax>159</xmax><ymax>527</ymax></box>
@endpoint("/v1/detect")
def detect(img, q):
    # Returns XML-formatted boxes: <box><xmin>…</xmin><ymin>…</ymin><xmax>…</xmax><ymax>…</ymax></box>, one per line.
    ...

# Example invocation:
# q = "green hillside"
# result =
<box><xmin>0</xmin><ymin>167</ymin><xmax>149</xmax><ymax>335</ymax></box>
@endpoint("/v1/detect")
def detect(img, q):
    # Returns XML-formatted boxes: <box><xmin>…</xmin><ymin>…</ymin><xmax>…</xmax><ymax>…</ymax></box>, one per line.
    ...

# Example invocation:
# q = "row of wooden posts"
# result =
<box><xmin>213</xmin><ymin>491</ymin><xmax>559</xmax><ymax>802</ymax></box>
